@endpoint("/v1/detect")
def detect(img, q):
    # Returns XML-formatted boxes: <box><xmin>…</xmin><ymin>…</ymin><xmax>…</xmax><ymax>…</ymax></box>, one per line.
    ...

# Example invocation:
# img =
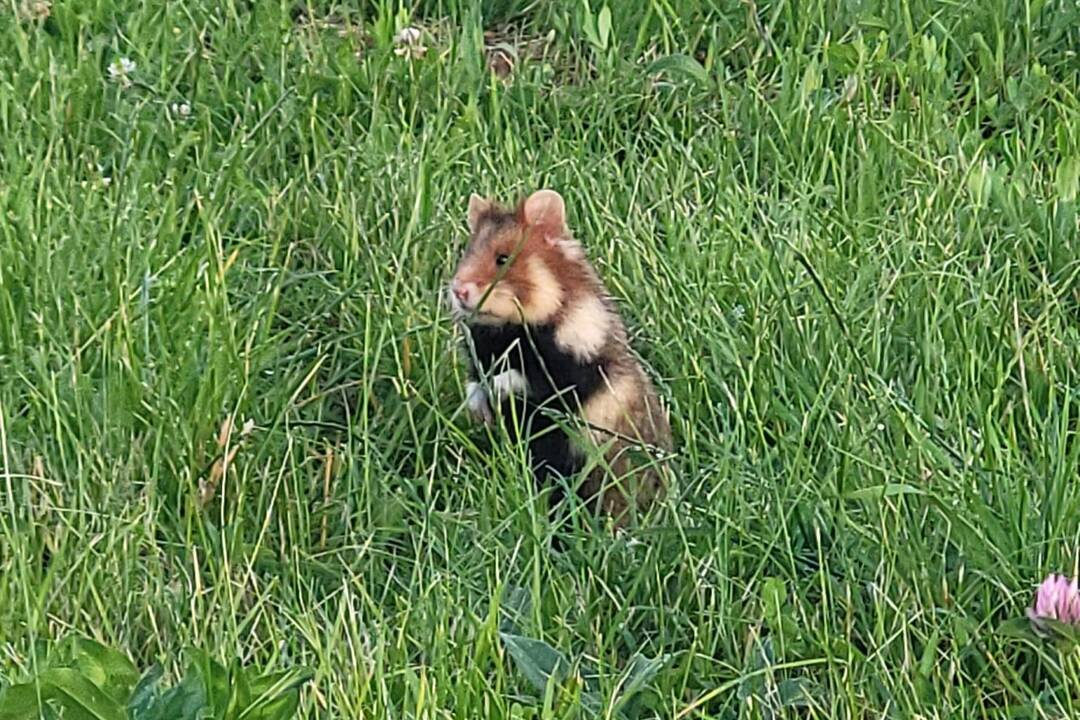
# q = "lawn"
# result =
<box><xmin>1</xmin><ymin>0</ymin><xmax>1079</xmax><ymax>717</ymax></box>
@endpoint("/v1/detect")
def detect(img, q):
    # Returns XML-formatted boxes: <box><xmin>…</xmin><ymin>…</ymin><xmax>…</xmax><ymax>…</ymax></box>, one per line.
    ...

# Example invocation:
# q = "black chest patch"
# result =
<box><xmin>464</xmin><ymin>322</ymin><xmax>610</xmax><ymax>494</ymax></box>
<box><xmin>466</xmin><ymin>323</ymin><xmax>606</xmax><ymax>412</ymax></box>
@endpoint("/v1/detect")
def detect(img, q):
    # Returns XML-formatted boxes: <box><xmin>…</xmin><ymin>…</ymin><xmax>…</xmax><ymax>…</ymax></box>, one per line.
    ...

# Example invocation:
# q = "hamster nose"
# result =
<box><xmin>453</xmin><ymin>283</ymin><xmax>470</xmax><ymax>303</ymax></box>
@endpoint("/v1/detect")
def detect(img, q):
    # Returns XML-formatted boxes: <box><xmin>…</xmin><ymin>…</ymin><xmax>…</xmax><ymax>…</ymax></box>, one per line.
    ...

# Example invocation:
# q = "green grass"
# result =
<box><xmin>2</xmin><ymin>0</ymin><xmax>1079</xmax><ymax>716</ymax></box>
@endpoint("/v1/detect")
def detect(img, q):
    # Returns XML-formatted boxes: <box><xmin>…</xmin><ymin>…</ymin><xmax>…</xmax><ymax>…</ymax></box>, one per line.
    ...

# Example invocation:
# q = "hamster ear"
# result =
<box><xmin>467</xmin><ymin>194</ymin><xmax>492</xmax><ymax>232</ymax></box>
<box><xmin>521</xmin><ymin>189</ymin><xmax>566</xmax><ymax>240</ymax></box>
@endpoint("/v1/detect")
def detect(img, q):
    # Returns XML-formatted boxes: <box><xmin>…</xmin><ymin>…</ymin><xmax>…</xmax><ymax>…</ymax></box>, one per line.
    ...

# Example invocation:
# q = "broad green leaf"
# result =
<box><xmin>1055</xmin><ymin>155</ymin><xmax>1079</xmax><ymax>202</ymax></box>
<box><xmin>240</xmin><ymin>668</ymin><xmax>312</xmax><ymax>720</ymax></box>
<box><xmin>761</xmin><ymin>577</ymin><xmax>787</xmax><ymax>634</ymax></box>
<box><xmin>127</xmin><ymin>665</ymin><xmax>164</xmax><ymax>719</ymax></box>
<box><xmin>225</xmin><ymin>658</ymin><xmax>252</xmax><ymax>720</ymax></box>
<box><xmin>799</xmin><ymin>60</ymin><xmax>822</xmax><ymax>106</ymax></box>
<box><xmin>776</xmin><ymin>678</ymin><xmax>816</xmax><ymax>707</ymax></box>
<box><xmin>72</xmin><ymin>638</ymin><xmax>139</xmax><ymax>704</ymax></box>
<box><xmin>0</xmin><ymin>683</ymin><xmax>49</xmax><ymax>720</ymax></box>
<box><xmin>186</xmin><ymin>651</ymin><xmax>230</xmax><ymax>717</ymax></box>
<box><xmin>645</xmin><ymin>54</ymin><xmax>708</xmax><ymax>85</ymax></box>
<box><xmin>37</xmin><ymin>668</ymin><xmax>126</xmax><ymax>720</ymax></box>
<box><xmin>580</xmin><ymin>2</ymin><xmax>601</xmax><ymax>49</ymax></box>
<box><xmin>825</xmin><ymin>44</ymin><xmax>859</xmax><ymax>74</ymax></box>
<box><xmin>239</xmin><ymin>694</ymin><xmax>299</xmax><ymax>720</ymax></box>
<box><xmin>1005</xmin><ymin>76</ymin><xmax>1020</xmax><ymax>103</ymax></box>
<box><xmin>1026</xmin><ymin>616</ymin><xmax>1080</xmax><ymax>648</ymax></box>
<box><xmin>995</xmin><ymin>617</ymin><xmax>1037</xmax><ymax>640</ymax></box>
<box><xmin>610</xmin><ymin>653</ymin><xmax>669</xmax><ymax>716</ymax></box>
<box><xmin>246</xmin><ymin>669</ymin><xmax>314</xmax><ymax>700</ymax></box>
<box><xmin>139</xmin><ymin>671</ymin><xmax>207</xmax><ymax>720</ymax></box>
<box><xmin>582</xmin><ymin>22</ymin><xmax>600</xmax><ymax>48</ymax></box>
<box><xmin>499</xmin><ymin>632</ymin><xmax>570</xmax><ymax>694</ymax></box>
<box><xmin>596</xmin><ymin>5</ymin><xmax>612</xmax><ymax>50</ymax></box>
<box><xmin>917</xmin><ymin>628</ymin><xmax>941</xmax><ymax>678</ymax></box>
<box><xmin>760</xmin><ymin>577</ymin><xmax>800</xmax><ymax>641</ymax></box>
<box><xmin>498</xmin><ymin>585</ymin><xmax>532</xmax><ymax>635</ymax></box>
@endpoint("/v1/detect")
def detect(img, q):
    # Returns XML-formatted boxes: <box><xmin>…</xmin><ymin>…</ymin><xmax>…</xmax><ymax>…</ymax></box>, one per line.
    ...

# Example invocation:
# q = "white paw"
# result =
<box><xmin>466</xmin><ymin>381</ymin><xmax>493</xmax><ymax>425</ymax></box>
<box><xmin>491</xmin><ymin>369</ymin><xmax>528</xmax><ymax>400</ymax></box>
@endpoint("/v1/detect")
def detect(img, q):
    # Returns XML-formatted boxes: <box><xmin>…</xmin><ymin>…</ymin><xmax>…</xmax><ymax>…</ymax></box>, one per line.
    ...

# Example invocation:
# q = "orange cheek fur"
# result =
<box><xmin>454</xmin><ymin>227</ymin><xmax>567</xmax><ymax>325</ymax></box>
<box><xmin>474</xmin><ymin>256</ymin><xmax>565</xmax><ymax>325</ymax></box>
<box><xmin>473</xmin><ymin>286</ymin><xmax>523</xmax><ymax>323</ymax></box>
<box><xmin>453</xmin><ymin>259</ymin><xmax>521</xmax><ymax>323</ymax></box>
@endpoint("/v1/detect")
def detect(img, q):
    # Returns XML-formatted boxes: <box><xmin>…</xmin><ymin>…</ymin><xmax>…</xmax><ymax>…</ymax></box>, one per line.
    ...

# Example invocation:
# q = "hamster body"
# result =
<box><xmin>448</xmin><ymin>189</ymin><xmax>672</xmax><ymax>528</ymax></box>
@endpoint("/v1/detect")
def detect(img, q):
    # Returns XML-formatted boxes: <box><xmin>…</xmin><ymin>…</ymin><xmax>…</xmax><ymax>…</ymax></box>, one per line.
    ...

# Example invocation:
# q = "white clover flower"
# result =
<box><xmin>393</xmin><ymin>26</ymin><xmax>427</xmax><ymax>59</ymax></box>
<box><xmin>108</xmin><ymin>57</ymin><xmax>136</xmax><ymax>88</ymax></box>
<box><xmin>169</xmin><ymin>101</ymin><xmax>192</xmax><ymax>118</ymax></box>
<box><xmin>394</xmin><ymin>27</ymin><xmax>422</xmax><ymax>45</ymax></box>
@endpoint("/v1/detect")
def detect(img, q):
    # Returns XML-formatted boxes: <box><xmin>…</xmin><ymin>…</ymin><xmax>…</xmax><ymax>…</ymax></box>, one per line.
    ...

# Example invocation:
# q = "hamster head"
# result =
<box><xmin>449</xmin><ymin>189</ymin><xmax>586</xmax><ymax>326</ymax></box>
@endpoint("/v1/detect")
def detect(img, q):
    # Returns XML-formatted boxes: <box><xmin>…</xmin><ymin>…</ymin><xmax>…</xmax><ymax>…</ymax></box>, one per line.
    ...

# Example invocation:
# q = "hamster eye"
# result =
<box><xmin>495</xmin><ymin>253</ymin><xmax>510</xmax><ymax>267</ymax></box>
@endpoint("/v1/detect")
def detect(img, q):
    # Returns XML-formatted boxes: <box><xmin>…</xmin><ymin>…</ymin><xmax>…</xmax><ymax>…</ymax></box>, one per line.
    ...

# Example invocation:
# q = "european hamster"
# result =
<box><xmin>448</xmin><ymin>189</ymin><xmax>672</xmax><ymax>529</ymax></box>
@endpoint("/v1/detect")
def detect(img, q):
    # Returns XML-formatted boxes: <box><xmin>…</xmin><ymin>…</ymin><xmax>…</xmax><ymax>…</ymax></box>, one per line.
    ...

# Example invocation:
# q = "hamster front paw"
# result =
<box><xmin>465</xmin><ymin>381</ymin><xmax>494</xmax><ymax>425</ymax></box>
<box><xmin>491</xmin><ymin>369</ymin><xmax>528</xmax><ymax>401</ymax></box>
